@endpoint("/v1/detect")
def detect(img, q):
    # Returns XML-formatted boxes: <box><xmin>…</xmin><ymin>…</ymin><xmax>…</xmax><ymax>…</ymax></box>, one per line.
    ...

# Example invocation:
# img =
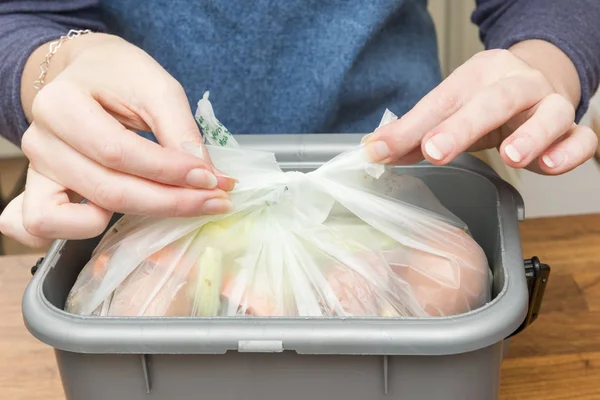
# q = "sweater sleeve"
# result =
<box><xmin>0</xmin><ymin>1</ymin><xmax>106</xmax><ymax>146</ymax></box>
<box><xmin>472</xmin><ymin>0</ymin><xmax>600</xmax><ymax>122</ymax></box>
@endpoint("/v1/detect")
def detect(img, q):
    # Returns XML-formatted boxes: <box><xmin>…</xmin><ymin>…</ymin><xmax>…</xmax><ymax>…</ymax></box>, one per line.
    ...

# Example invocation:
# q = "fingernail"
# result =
<box><xmin>217</xmin><ymin>175</ymin><xmax>237</xmax><ymax>191</ymax></box>
<box><xmin>424</xmin><ymin>133</ymin><xmax>453</xmax><ymax>160</ymax></box>
<box><xmin>360</xmin><ymin>134</ymin><xmax>372</xmax><ymax>144</ymax></box>
<box><xmin>542</xmin><ymin>151</ymin><xmax>564</xmax><ymax>169</ymax></box>
<box><xmin>181</xmin><ymin>141</ymin><xmax>205</xmax><ymax>159</ymax></box>
<box><xmin>365</xmin><ymin>141</ymin><xmax>390</xmax><ymax>162</ymax></box>
<box><xmin>213</xmin><ymin>168</ymin><xmax>237</xmax><ymax>181</ymax></box>
<box><xmin>504</xmin><ymin>144</ymin><xmax>522</xmax><ymax>163</ymax></box>
<box><xmin>213</xmin><ymin>169</ymin><xmax>238</xmax><ymax>191</ymax></box>
<box><xmin>215</xmin><ymin>171</ymin><xmax>238</xmax><ymax>182</ymax></box>
<box><xmin>201</xmin><ymin>198</ymin><xmax>233</xmax><ymax>215</ymax></box>
<box><xmin>504</xmin><ymin>137</ymin><xmax>533</xmax><ymax>164</ymax></box>
<box><xmin>186</xmin><ymin>169</ymin><xmax>218</xmax><ymax>189</ymax></box>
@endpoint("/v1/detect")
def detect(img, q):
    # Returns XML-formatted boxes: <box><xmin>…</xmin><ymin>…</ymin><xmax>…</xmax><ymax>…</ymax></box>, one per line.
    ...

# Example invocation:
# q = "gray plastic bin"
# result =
<box><xmin>22</xmin><ymin>134</ymin><xmax>549</xmax><ymax>400</ymax></box>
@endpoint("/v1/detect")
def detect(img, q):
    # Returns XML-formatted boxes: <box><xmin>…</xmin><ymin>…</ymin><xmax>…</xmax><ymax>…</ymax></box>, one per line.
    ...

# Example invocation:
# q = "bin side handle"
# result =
<box><xmin>507</xmin><ymin>256</ymin><xmax>550</xmax><ymax>338</ymax></box>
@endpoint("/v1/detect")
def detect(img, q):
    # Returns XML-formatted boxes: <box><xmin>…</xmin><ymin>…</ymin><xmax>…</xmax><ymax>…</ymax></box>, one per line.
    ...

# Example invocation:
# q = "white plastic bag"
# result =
<box><xmin>65</xmin><ymin>92</ymin><xmax>491</xmax><ymax>318</ymax></box>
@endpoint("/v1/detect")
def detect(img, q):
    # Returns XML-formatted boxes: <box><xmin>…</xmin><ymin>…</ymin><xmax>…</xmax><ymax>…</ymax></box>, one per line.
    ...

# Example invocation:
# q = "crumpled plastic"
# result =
<box><xmin>64</xmin><ymin>92</ymin><xmax>491</xmax><ymax>318</ymax></box>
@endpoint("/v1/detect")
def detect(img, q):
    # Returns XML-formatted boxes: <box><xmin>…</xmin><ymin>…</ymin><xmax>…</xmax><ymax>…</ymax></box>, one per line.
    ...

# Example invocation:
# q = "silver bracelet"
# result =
<box><xmin>33</xmin><ymin>29</ymin><xmax>93</xmax><ymax>90</ymax></box>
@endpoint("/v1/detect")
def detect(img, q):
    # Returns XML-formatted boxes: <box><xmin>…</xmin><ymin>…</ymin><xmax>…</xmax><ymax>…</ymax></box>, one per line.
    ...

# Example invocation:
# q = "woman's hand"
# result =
<box><xmin>0</xmin><ymin>33</ymin><xmax>235</xmax><ymax>248</ymax></box>
<box><xmin>363</xmin><ymin>40</ymin><xmax>598</xmax><ymax>174</ymax></box>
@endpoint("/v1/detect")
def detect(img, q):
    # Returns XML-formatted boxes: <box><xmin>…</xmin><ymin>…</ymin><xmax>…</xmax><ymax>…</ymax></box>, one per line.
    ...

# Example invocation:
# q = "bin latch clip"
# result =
<box><xmin>509</xmin><ymin>256</ymin><xmax>550</xmax><ymax>338</ymax></box>
<box><xmin>31</xmin><ymin>257</ymin><xmax>44</xmax><ymax>276</ymax></box>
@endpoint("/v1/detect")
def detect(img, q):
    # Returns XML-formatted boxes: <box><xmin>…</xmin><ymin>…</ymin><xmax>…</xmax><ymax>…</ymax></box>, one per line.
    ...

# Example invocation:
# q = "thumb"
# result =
<box><xmin>0</xmin><ymin>192</ymin><xmax>52</xmax><ymax>248</ymax></box>
<box><xmin>141</xmin><ymin>80</ymin><xmax>236</xmax><ymax>190</ymax></box>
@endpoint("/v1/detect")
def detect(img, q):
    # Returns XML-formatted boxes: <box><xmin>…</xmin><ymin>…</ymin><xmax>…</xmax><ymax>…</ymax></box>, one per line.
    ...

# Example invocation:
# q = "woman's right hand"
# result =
<box><xmin>0</xmin><ymin>33</ymin><xmax>235</xmax><ymax>248</ymax></box>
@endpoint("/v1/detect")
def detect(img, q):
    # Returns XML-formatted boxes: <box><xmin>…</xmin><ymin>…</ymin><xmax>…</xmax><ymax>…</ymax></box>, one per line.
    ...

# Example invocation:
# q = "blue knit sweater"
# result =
<box><xmin>1</xmin><ymin>0</ymin><xmax>599</xmax><ymax>145</ymax></box>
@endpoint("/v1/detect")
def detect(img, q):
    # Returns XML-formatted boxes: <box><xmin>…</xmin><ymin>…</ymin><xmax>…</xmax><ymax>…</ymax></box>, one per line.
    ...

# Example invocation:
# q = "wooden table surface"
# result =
<box><xmin>1</xmin><ymin>214</ymin><xmax>599</xmax><ymax>400</ymax></box>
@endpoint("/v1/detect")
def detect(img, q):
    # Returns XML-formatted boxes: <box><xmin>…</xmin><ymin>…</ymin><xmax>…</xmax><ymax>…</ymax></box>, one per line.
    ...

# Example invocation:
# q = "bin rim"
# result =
<box><xmin>22</xmin><ymin>133</ymin><xmax>529</xmax><ymax>356</ymax></box>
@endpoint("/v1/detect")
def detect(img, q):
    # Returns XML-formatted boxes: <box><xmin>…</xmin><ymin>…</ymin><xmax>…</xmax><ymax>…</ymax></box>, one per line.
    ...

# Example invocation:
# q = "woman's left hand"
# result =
<box><xmin>363</xmin><ymin>41</ymin><xmax>598</xmax><ymax>175</ymax></box>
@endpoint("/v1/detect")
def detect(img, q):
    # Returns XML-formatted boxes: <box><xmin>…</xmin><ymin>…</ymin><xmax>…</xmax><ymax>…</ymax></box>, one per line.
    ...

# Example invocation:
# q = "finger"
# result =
<box><xmin>117</xmin><ymin>80</ymin><xmax>237</xmax><ymax>189</ymax></box>
<box><xmin>22</xmin><ymin>167</ymin><xmax>113</xmax><ymax>240</ymax></box>
<box><xmin>363</xmin><ymin>79</ymin><xmax>470</xmax><ymax>163</ymax></box>
<box><xmin>137</xmin><ymin>78</ymin><xmax>205</xmax><ymax>148</ymax></box>
<box><xmin>94</xmin><ymin>89</ymin><xmax>152</xmax><ymax>132</ymax></box>
<box><xmin>464</xmin><ymin>110</ymin><xmax>534</xmax><ymax>154</ymax></box>
<box><xmin>498</xmin><ymin>93</ymin><xmax>575</xmax><ymax>168</ymax></box>
<box><xmin>138</xmin><ymin>80</ymin><xmax>239</xmax><ymax>187</ymax></box>
<box><xmin>0</xmin><ymin>193</ymin><xmax>52</xmax><ymax>248</ymax></box>
<box><xmin>537</xmin><ymin>124</ymin><xmax>598</xmax><ymax>175</ymax></box>
<box><xmin>420</xmin><ymin>71</ymin><xmax>554</xmax><ymax>164</ymax></box>
<box><xmin>180</xmin><ymin>141</ymin><xmax>238</xmax><ymax>191</ymax></box>
<box><xmin>387</xmin><ymin>148</ymin><xmax>425</xmax><ymax>166</ymax></box>
<box><xmin>23</xmin><ymin>126</ymin><xmax>233</xmax><ymax>217</ymax></box>
<box><xmin>362</xmin><ymin>53</ymin><xmax>504</xmax><ymax>163</ymax></box>
<box><xmin>362</xmin><ymin>50</ymin><xmax>537</xmax><ymax>164</ymax></box>
<box><xmin>31</xmin><ymin>82</ymin><xmax>224</xmax><ymax>190</ymax></box>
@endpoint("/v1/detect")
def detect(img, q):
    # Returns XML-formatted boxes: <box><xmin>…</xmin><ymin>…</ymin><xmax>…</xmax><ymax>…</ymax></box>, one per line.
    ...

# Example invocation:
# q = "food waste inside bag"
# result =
<box><xmin>64</xmin><ymin>92</ymin><xmax>492</xmax><ymax>318</ymax></box>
